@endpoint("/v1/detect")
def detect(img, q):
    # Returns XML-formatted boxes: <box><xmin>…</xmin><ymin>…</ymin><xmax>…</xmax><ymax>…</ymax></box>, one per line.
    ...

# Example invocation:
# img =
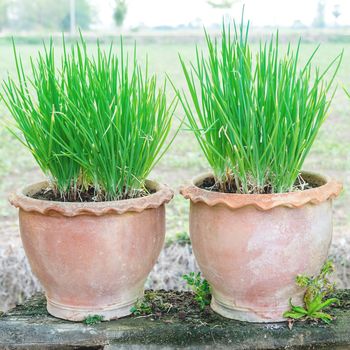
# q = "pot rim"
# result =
<box><xmin>9</xmin><ymin>179</ymin><xmax>174</xmax><ymax>217</ymax></box>
<box><xmin>180</xmin><ymin>171</ymin><xmax>343</xmax><ymax>210</ymax></box>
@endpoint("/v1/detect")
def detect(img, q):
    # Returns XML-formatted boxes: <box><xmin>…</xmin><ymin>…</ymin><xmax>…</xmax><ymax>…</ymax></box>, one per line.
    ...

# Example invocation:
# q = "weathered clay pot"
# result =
<box><xmin>180</xmin><ymin>171</ymin><xmax>342</xmax><ymax>322</ymax></box>
<box><xmin>9</xmin><ymin>180</ymin><xmax>173</xmax><ymax>321</ymax></box>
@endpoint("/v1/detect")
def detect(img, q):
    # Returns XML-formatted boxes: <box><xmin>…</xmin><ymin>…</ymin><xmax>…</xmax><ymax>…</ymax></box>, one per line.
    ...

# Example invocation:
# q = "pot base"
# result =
<box><xmin>47</xmin><ymin>295</ymin><xmax>141</xmax><ymax>322</ymax></box>
<box><xmin>211</xmin><ymin>297</ymin><xmax>286</xmax><ymax>323</ymax></box>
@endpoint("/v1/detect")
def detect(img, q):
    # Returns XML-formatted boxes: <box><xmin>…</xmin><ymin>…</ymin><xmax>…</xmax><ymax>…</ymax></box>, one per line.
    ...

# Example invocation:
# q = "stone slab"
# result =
<box><xmin>0</xmin><ymin>291</ymin><xmax>349</xmax><ymax>349</ymax></box>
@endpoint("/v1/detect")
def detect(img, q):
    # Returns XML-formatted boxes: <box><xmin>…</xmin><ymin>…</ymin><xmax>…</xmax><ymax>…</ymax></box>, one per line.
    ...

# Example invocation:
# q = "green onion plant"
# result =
<box><xmin>2</xmin><ymin>37</ymin><xmax>176</xmax><ymax>201</ymax></box>
<box><xmin>178</xmin><ymin>17</ymin><xmax>342</xmax><ymax>194</ymax></box>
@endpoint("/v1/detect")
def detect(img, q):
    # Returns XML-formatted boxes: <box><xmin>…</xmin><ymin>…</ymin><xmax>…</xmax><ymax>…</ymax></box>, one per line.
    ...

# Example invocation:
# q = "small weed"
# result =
<box><xmin>83</xmin><ymin>314</ymin><xmax>104</xmax><ymax>325</ymax></box>
<box><xmin>130</xmin><ymin>299</ymin><xmax>153</xmax><ymax>316</ymax></box>
<box><xmin>174</xmin><ymin>231</ymin><xmax>191</xmax><ymax>245</ymax></box>
<box><xmin>131</xmin><ymin>292</ymin><xmax>172</xmax><ymax>317</ymax></box>
<box><xmin>183</xmin><ymin>272</ymin><xmax>211</xmax><ymax>310</ymax></box>
<box><xmin>283</xmin><ymin>260</ymin><xmax>339</xmax><ymax>324</ymax></box>
<box><xmin>166</xmin><ymin>231</ymin><xmax>191</xmax><ymax>246</ymax></box>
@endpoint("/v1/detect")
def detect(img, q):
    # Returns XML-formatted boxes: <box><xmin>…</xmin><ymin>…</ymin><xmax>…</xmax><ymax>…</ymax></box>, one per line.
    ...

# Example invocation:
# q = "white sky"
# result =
<box><xmin>95</xmin><ymin>0</ymin><xmax>350</xmax><ymax>29</ymax></box>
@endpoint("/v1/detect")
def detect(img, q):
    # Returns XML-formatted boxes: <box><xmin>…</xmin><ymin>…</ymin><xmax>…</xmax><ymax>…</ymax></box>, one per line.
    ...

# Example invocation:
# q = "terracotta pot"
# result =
<box><xmin>180</xmin><ymin>171</ymin><xmax>342</xmax><ymax>322</ymax></box>
<box><xmin>9</xmin><ymin>180</ymin><xmax>173</xmax><ymax>321</ymax></box>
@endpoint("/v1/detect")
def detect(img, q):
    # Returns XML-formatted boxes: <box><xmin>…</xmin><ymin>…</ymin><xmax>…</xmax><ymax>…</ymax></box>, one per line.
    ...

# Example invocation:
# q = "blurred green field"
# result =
<box><xmin>0</xmin><ymin>38</ymin><xmax>349</xmax><ymax>241</ymax></box>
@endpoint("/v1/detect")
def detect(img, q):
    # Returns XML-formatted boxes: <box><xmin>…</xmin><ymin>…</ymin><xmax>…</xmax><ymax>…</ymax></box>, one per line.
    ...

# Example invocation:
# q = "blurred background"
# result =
<box><xmin>0</xmin><ymin>0</ymin><xmax>350</xmax><ymax>34</ymax></box>
<box><xmin>0</xmin><ymin>0</ymin><xmax>349</xmax><ymax>311</ymax></box>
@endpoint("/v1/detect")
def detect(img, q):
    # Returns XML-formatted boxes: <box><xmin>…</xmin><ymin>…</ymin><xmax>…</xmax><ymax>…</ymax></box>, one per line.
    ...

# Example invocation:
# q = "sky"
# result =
<box><xmin>95</xmin><ymin>0</ymin><xmax>350</xmax><ymax>30</ymax></box>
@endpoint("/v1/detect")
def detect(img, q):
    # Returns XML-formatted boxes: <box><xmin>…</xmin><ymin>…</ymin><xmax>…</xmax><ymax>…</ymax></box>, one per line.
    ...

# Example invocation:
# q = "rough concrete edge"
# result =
<box><xmin>0</xmin><ymin>302</ymin><xmax>349</xmax><ymax>349</ymax></box>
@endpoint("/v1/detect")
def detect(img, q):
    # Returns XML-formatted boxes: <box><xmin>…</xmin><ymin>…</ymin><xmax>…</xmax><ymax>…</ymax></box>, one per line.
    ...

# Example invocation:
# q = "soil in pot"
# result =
<box><xmin>199</xmin><ymin>173</ymin><xmax>319</xmax><ymax>194</ymax></box>
<box><xmin>32</xmin><ymin>186</ymin><xmax>155</xmax><ymax>202</ymax></box>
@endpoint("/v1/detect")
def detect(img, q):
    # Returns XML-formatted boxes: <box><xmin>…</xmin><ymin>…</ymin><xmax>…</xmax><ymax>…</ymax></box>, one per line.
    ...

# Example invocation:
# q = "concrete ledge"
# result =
<box><xmin>0</xmin><ymin>290</ymin><xmax>349</xmax><ymax>349</ymax></box>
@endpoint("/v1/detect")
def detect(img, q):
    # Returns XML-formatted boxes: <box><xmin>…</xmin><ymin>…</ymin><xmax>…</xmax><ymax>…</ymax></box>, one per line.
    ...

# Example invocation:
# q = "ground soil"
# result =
<box><xmin>3</xmin><ymin>290</ymin><xmax>209</xmax><ymax>322</ymax></box>
<box><xmin>129</xmin><ymin>289</ymin><xmax>350</xmax><ymax>324</ymax></box>
<box><xmin>132</xmin><ymin>290</ymin><xmax>213</xmax><ymax>322</ymax></box>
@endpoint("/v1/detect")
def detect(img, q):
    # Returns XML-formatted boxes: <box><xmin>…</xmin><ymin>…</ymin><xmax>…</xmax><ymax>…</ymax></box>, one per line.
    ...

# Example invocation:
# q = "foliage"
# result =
<box><xmin>11</xmin><ymin>0</ymin><xmax>92</xmax><ymax>31</ymax></box>
<box><xmin>130</xmin><ymin>298</ymin><xmax>153</xmax><ymax>316</ymax></box>
<box><xmin>0</xmin><ymin>0</ymin><xmax>8</xmax><ymax>30</ymax></box>
<box><xmin>12</xmin><ymin>0</ymin><xmax>63</xmax><ymax>30</ymax></box>
<box><xmin>61</xmin><ymin>0</ymin><xmax>92</xmax><ymax>31</ymax></box>
<box><xmin>283</xmin><ymin>260</ymin><xmax>339</xmax><ymax>323</ymax></box>
<box><xmin>2</xmin><ymin>36</ymin><xmax>175</xmax><ymax>201</ymax></box>
<box><xmin>130</xmin><ymin>291</ymin><xmax>172</xmax><ymax>316</ymax></box>
<box><xmin>313</xmin><ymin>0</ymin><xmax>326</xmax><ymax>28</ymax></box>
<box><xmin>174</xmin><ymin>231</ymin><xmax>191</xmax><ymax>245</ymax></box>
<box><xmin>207</xmin><ymin>0</ymin><xmax>238</xmax><ymax>9</ymax></box>
<box><xmin>178</xmin><ymin>16</ymin><xmax>342</xmax><ymax>194</ymax></box>
<box><xmin>114</xmin><ymin>0</ymin><xmax>128</xmax><ymax>28</ymax></box>
<box><xmin>183</xmin><ymin>272</ymin><xmax>211</xmax><ymax>310</ymax></box>
<box><xmin>332</xmin><ymin>4</ymin><xmax>341</xmax><ymax>20</ymax></box>
<box><xmin>83</xmin><ymin>314</ymin><xmax>104</xmax><ymax>325</ymax></box>
<box><xmin>166</xmin><ymin>231</ymin><xmax>191</xmax><ymax>246</ymax></box>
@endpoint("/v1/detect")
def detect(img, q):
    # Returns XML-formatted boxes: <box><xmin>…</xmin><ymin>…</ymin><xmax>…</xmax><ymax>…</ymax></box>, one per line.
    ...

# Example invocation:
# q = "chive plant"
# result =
<box><xmin>2</xmin><ymin>38</ymin><xmax>176</xmax><ymax>201</ymax></box>
<box><xmin>178</xmin><ymin>19</ymin><xmax>342</xmax><ymax>194</ymax></box>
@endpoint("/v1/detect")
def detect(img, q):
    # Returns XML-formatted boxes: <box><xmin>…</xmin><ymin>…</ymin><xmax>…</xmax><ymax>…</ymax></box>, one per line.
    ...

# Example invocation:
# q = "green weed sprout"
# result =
<box><xmin>83</xmin><ymin>314</ymin><xmax>104</xmax><ymax>325</ymax></box>
<box><xmin>283</xmin><ymin>260</ymin><xmax>339</xmax><ymax>323</ymax></box>
<box><xmin>130</xmin><ymin>291</ymin><xmax>172</xmax><ymax>316</ymax></box>
<box><xmin>183</xmin><ymin>272</ymin><xmax>211</xmax><ymax>310</ymax></box>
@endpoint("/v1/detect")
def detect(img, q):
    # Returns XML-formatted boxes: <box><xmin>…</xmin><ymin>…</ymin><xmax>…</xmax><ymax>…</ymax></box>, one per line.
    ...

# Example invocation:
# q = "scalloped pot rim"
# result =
<box><xmin>9</xmin><ymin>180</ymin><xmax>174</xmax><ymax>217</ymax></box>
<box><xmin>180</xmin><ymin>171</ymin><xmax>343</xmax><ymax>211</ymax></box>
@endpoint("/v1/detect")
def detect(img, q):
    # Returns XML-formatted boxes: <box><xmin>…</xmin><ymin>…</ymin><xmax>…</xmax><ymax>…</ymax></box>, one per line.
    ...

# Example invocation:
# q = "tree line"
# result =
<box><xmin>0</xmin><ymin>0</ymin><xmax>128</xmax><ymax>32</ymax></box>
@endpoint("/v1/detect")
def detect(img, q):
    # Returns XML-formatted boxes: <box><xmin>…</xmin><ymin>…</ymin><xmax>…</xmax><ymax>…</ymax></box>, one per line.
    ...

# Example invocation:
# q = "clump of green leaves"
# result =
<box><xmin>283</xmin><ymin>260</ymin><xmax>339</xmax><ymax>323</ymax></box>
<box><xmin>131</xmin><ymin>291</ymin><xmax>172</xmax><ymax>316</ymax></box>
<box><xmin>131</xmin><ymin>298</ymin><xmax>153</xmax><ymax>316</ymax></box>
<box><xmin>83</xmin><ymin>314</ymin><xmax>104</xmax><ymax>325</ymax></box>
<box><xmin>166</xmin><ymin>231</ymin><xmax>191</xmax><ymax>246</ymax></box>
<box><xmin>2</xmin><ymin>36</ymin><xmax>175</xmax><ymax>201</ymax></box>
<box><xmin>183</xmin><ymin>272</ymin><xmax>211</xmax><ymax>310</ymax></box>
<box><xmin>178</xmin><ymin>15</ymin><xmax>342</xmax><ymax>194</ymax></box>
